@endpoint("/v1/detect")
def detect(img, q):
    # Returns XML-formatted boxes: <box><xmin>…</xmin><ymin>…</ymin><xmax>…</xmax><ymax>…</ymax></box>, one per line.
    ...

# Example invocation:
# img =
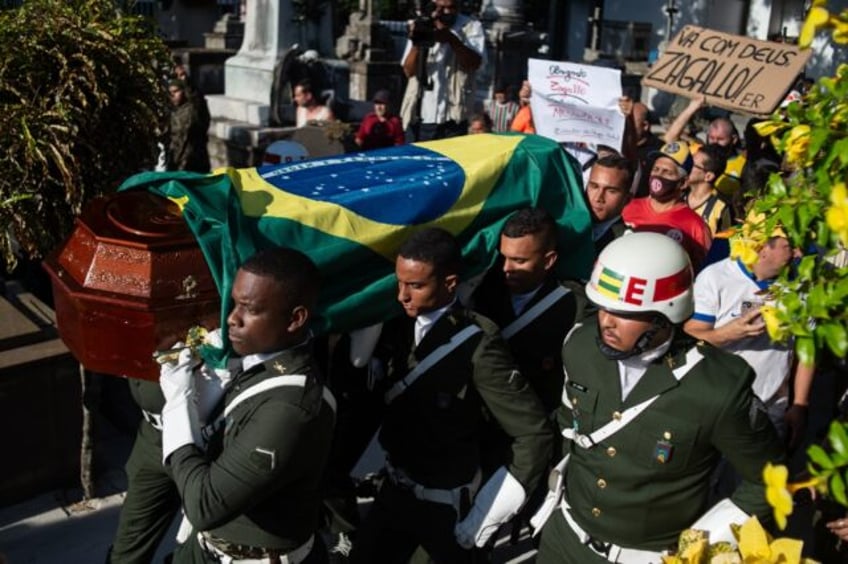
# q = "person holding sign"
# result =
<box><xmin>664</xmin><ymin>97</ymin><xmax>746</xmax><ymax>198</ymax></box>
<box><xmin>621</xmin><ymin>141</ymin><xmax>713</xmax><ymax>269</ymax></box>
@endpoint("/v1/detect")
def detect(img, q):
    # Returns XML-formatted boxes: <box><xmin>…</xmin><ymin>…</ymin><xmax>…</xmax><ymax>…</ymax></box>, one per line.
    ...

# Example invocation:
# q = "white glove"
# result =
<box><xmin>159</xmin><ymin>345</ymin><xmax>194</xmax><ymax>402</ymax></box>
<box><xmin>160</xmin><ymin>347</ymin><xmax>202</xmax><ymax>463</ymax></box>
<box><xmin>454</xmin><ymin>466</ymin><xmax>526</xmax><ymax>549</ymax></box>
<box><xmin>689</xmin><ymin>499</ymin><xmax>749</xmax><ymax>545</ymax></box>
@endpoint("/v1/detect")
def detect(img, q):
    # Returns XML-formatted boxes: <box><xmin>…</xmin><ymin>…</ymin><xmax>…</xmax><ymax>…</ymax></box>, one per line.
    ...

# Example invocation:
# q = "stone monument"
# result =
<box><xmin>205</xmin><ymin>0</ymin><xmax>345</xmax><ymax>167</ymax></box>
<box><xmin>335</xmin><ymin>0</ymin><xmax>403</xmax><ymax>103</ymax></box>
<box><xmin>206</xmin><ymin>0</ymin><xmax>301</xmax><ymax>126</ymax></box>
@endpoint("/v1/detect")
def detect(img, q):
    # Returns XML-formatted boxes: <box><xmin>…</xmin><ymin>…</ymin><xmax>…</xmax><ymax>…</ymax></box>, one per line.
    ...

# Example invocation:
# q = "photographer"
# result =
<box><xmin>399</xmin><ymin>0</ymin><xmax>485</xmax><ymax>142</ymax></box>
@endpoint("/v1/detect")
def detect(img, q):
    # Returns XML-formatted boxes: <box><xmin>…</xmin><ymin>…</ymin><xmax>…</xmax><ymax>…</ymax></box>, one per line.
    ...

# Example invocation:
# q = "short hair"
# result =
<box><xmin>709</xmin><ymin>117</ymin><xmax>739</xmax><ymax>144</ymax></box>
<box><xmin>593</xmin><ymin>154</ymin><xmax>634</xmax><ymax>187</ymax></box>
<box><xmin>240</xmin><ymin>247</ymin><xmax>320</xmax><ymax>309</ymax></box>
<box><xmin>469</xmin><ymin>112</ymin><xmax>492</xmax><ymax>132</ymax></box>
<box><xmin>397</xmin><ymin>228</ymin><xmax>462</xmax><ymax>278</ymax></box>
<box><xmin>294</xmin><ymin>78</ymin><xmax>314</xmax><ymax>95</ymax></box>
<box><xmin>501</xmin><ymin>208</ymin><xmax>557</xmax><ymax>251</ymax></box>
<box><xmin>697</xmin><ymin>144</ymin><xmax>728</xmax><ymax>177</ymax></box>
<box><xmin>595</xmin><ymin>144</ymin><xmax>621</xmax><ymax>158</ymax></box>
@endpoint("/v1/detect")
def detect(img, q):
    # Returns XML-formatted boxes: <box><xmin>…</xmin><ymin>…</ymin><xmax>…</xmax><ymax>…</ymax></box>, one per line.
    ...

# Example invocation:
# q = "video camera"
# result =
<box><xmin>409</xmin><ymin>2</ymin><xmax>437</xmax><ymax>48</ymax></box>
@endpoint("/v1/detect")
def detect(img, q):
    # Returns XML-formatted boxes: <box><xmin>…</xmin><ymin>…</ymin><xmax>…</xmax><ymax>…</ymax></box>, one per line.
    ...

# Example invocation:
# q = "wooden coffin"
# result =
<box><xmin>43</xmin><ymin>191</ymin><xmax>220</xmax><ymax>380</ymax></box>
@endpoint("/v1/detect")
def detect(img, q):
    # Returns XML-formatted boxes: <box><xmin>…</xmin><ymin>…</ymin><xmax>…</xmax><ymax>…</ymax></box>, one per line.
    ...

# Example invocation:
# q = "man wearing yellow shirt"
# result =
<box><xmin>686</xmin><ymin>144</ymin><xmax>733</xmax><ymax>236</ymax></box>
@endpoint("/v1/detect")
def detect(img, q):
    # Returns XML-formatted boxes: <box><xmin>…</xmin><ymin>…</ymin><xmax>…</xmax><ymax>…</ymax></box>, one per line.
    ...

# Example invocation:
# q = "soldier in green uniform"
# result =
<box><xmin>470</xmin><ymin>207</ymin><xmax>586</xmax><ymax>547</ymax></box>
<box><xmin>350</xmin><ymin>227</ymin><xmax>553</xmax><ymax>563</ymax></box>
<box><xmin>533</xmin><ymin>232</ymin><xmax>785</xmax><ymax>563</ymax></box>
<box><xmin>472</xmin><ymin>208</ymin><xmax>585</xmax><ymax>414</ymax></box>
<box><xmin>161</xmin><ymin>247</ymin><xmax>336</xmax><ymax>564</ymax></box>
<box><xmin>110</xmin><ymin>326</ymin><xmax>230</xmax><ymax>564</ymax></box>
<box><xmin>108</xmin><ymin>379</ymin><xmax>179</xmax><ymax>564</ymax></box>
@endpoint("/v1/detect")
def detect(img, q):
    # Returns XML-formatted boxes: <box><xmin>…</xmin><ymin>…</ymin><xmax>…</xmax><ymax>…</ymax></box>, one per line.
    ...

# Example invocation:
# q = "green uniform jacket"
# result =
<box><xmin>168</xmin><ymin>345</ymin><xmax>335</xmax><ymax>551</ymax></box>
<box><xmin>378</xmin><ymin>306</ymin><xmax>553</xmax><ymax>491</ymax></box>
<box><xmin>129</xmin><ymin>377</ymin><xmax>166</xmax><ymax>416</ymax></box>
<box><xmin>473</xmin><ymin>274</ymin><xmax>586</xmax><ymax>413</ymax></box>
<box><xmin>557</xmin><ymin>318</ymin><xmax>783</xmax><ymax>551</ymax></box>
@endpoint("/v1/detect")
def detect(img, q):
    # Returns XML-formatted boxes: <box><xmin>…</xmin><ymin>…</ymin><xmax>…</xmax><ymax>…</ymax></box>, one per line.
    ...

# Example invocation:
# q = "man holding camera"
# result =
<box><xmin>399</xmin><ymin>0</ymin><xmax>486</xmax><ymax>142</ymax></box>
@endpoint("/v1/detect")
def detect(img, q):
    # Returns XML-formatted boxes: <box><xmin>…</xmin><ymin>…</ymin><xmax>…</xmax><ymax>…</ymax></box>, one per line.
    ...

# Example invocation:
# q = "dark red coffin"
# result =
<box><xmin>43</xmin><ymin>191</ymin><xmax>220</xmax><ymax>380</ymax></box>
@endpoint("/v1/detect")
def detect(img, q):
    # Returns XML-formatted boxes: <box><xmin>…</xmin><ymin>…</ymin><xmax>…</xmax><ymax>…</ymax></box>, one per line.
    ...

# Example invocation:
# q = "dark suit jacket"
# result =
<box><xmin>377</xmin><ymin>305</ymin><xmax>553</xmax><ymax>492</ymax></box>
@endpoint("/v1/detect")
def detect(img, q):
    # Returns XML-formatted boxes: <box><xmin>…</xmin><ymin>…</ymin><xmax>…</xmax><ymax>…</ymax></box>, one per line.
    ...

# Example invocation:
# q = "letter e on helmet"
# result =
<box><xmin>586</xmin><ymin>232</ymin><xmax>694</xmax><ymax>324</ymax></box>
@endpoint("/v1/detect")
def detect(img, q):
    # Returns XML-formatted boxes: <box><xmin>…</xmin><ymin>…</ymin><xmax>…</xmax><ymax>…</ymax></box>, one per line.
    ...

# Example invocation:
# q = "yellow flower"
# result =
<box><xmin>760</xmin><ymin>305</ymin><xmax>788</xmax><ymax>342</ymax></box>
<box><xmin>730</xmin><ymin>237</ymin><xmax>760</xmax><ymax>268</ymax></box>
<box><xmin>763</xmin><ymin>463</ymin><xmax>793</xmax><ymax>530</ymax></box>
<box><xmin>826</xmin><ymin>183</ymin><xmax>848</xmax><ymax>246</ymax></box>
<box><xmin>754</xmin><ymin>120</ymin><xmax>789</xmax><ymax>137</ymax></box>
<box><xmin>831</xmin><ymin>15</ymin><xmax>848</xmax><ymax>44</ymax></box>
<box><xmin>800</xmin><ymin>6</ymin><xmax>831</xmax><ymax>48</ymax></box>
<box><xmin>784</xmin><ymin>125</ymin><xmax>811</xmax><ymax>165</ymax></box>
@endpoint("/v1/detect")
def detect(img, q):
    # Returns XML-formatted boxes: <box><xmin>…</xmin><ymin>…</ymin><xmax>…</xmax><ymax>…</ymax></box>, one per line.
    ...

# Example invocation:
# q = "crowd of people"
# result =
<box><xmin>106</xmin><ymin>1</ymin><xmax>848</xmax><ymax>563</ymax></box>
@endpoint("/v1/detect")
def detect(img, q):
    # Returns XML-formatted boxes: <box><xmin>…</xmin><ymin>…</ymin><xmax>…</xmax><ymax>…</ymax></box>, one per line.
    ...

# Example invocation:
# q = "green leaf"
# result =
<box><xmin>830</xmin><ymin>421</ymin><xmax>848</xmax><ymax>458</ymax></box>
<box><xmin>809</xmin><ymin>444</ymin><xmax>837</xmax><ymax>469</ymax></box>
<box><xmin>821</xmin><ymin>322</ymin><xmax>848</xmax><ymax>358</ymax></box>
<box><xmin>809</xmin><ymin>127</ymin><xmax>830</xmax><ymax>157</ymax></box>
<box><xmin>798</xmin><ymin>256</ymin><xmax>817</xmax><ymax>279</ymax></box>
<box><xmin>832</xmin><ymin>471</ymin><xmax>848</xmax><ymax>506</ymax></box>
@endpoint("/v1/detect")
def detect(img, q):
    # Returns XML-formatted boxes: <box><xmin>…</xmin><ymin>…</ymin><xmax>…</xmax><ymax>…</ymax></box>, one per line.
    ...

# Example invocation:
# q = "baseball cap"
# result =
<box><xmin>373</xmin><ymin>89</ymin><xmax>391</xmax><ymax>104</ymax></box>
<box><xmin>650</xmin><ymin>141</ymin><xmax>693</xmax><ymax>174</ymax></box>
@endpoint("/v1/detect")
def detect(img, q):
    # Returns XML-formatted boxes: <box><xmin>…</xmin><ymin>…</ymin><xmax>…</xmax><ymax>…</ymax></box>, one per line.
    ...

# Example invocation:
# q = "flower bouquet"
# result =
<box><xmin>662</xmin><ymin>515</ymin><xmax>818</xmax><ymax>564</ymax></box>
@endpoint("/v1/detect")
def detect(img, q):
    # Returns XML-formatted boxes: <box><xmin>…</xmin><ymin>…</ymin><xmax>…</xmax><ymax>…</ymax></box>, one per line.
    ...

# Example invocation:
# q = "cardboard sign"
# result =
<box><xmin>528</xmin><ymin>58</ymin><xmax>625</xmax><ymax>149</ymax></box>
<box><xmin>643</xmin><ymin>26</ymin><xmax>811</xmax><ymax>116</ymax></box>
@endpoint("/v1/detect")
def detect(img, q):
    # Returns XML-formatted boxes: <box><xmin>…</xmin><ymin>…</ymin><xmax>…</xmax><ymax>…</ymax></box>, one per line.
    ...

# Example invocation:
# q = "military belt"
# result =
<box><xmin>559</xmin><ymin>503</ymin><xmax>662</xmax><ymax>564</ymax></box>
<box><xmin>198</xmin><ymin>531</ymin><xmax>313</xmax><ymax>564</ymax></box>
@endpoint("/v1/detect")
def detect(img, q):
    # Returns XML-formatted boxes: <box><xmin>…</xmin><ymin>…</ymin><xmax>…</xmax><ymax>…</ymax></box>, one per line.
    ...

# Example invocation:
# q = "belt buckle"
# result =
<box><xmin>586</xmin><ymin>536</ymin><xmax>612</xmax><ymax>557</ymax></box>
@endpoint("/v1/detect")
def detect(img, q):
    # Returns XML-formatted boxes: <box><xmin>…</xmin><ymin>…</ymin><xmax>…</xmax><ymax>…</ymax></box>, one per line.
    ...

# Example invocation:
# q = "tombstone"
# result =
<box><xmin>335</xmin><ymin>0</ymin><xmax>403</xmax><ymax>102</ymax></box>
<box><xmin>205</xmin><ymin>0</ymin><xmax>347</xmax><ymax>168</ymax></box>
<box><xmin>206</xmin><ymin>0</ymin><xmax>302</xmax><ymax>126</ymax></box>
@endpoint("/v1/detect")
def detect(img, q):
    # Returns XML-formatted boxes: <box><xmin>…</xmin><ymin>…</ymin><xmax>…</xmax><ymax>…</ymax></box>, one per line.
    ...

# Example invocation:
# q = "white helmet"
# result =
<box><xmin>586</xmin><ymin>232</ymin><xmax>694</xmax><ymax>324</ymax></box>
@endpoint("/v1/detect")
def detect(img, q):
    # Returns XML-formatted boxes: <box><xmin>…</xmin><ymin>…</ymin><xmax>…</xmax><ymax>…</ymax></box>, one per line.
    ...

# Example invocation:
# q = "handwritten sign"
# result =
<box><xmin>643</xmin><ymin>26</ymin><xmax>811</xmax><ymax>116</ymax></box>
<box><xmin>528</xmin><ymin>58</ymin><xmax>625</xmax><ymax>149</ymax></box>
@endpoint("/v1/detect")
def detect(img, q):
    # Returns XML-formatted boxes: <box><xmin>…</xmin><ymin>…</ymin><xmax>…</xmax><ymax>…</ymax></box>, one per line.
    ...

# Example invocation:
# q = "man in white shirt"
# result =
<box><xmin>685</xmin><ymin>235</ymin><xmax>814</xmax><ymax>448</ymax></box>
<box><xmin>399</xmin><ymin>0</ymin><xmax>486</xmax><ymax>141</ymax></box>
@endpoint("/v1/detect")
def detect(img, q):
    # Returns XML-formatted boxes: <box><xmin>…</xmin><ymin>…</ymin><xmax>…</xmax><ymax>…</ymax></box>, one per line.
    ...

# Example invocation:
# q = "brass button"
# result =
<box><xmin>612</xmin><ymin>411</ymin><xmax>622</xmax><ymax>421</ymax></box>
<box><xmin>592</xmin><ymin>507</ymin><xmax>601</xmax><ymax>517</ymax></box>
<box><xmin>572</xmin><ymin>396</ymin><xmax>578</xmax><ymax>405</ymax></box>
<box><xmin>606</xmin><ymin>446</ymin><xmax>617</xmax><ymax>457</ymax></box>
<box><xmin>597</xmin><ymin>478</ymin><xmax>607</xmax><ymax>489</ymax></box>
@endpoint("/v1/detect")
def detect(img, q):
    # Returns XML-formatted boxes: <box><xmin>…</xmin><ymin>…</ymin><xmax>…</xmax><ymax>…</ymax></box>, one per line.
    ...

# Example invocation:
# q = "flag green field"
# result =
<box><xmin>119</xmin><ymin>133</ymin><xmax>593</xmax><ymax>335</ymax></box>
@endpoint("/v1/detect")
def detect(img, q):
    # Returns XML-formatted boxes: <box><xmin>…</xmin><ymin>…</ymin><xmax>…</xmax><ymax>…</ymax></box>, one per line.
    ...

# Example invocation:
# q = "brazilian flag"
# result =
<box><xmin>119</xmin><ymin>133</ymin><xmax>593</xmax><ymax>334</ymax></box>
